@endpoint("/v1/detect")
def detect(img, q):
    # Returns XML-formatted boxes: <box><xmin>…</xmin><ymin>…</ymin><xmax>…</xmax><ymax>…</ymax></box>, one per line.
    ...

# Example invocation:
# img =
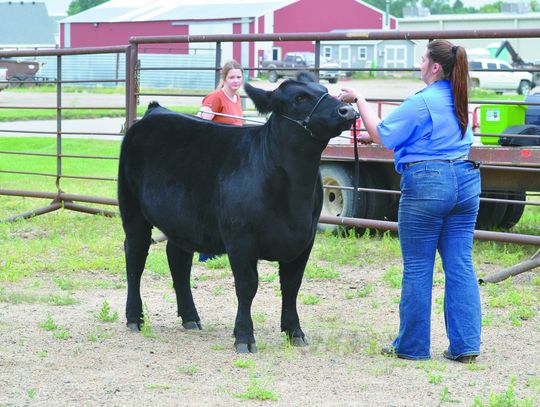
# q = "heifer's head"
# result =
<box><xmin>245</xmin><ymin>72</ymin><xmax>357</xmax><ymax>142</ymax></box>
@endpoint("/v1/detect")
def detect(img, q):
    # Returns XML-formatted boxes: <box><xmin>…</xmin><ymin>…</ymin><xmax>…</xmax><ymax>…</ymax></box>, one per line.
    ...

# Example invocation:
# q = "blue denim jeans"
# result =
<box><xmin>392</xmin><ymin>160</ymin><xmax>482</xmax><ymax>360</ymax></box>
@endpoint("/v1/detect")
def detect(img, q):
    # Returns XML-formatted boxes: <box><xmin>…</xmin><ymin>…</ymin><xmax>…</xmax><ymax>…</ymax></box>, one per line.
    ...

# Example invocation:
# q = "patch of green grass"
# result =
<box><xmin>233</xmin><ymin>358</ymin><xmax>255</xmax><ymax>369</ymax></box>
<box><xmin>96</xmin><ymin>300</ymin><xmax>119</xmax><ymax>322</ymax></box>
<box><xmin>203</xmin><ymin>255</ymin><xmax>230</xmax><ymax>270</ymax></box>
<box><xmin>260</xmin><ymin>271</ymin><xmax>278</xmax><ymax>283</ymax></box>
<box><xmin>301</xmin><ymin>293</ymin><xmax>320</xmax><ymax>305</ymax></box>
<box><xmin>88</xmin><ymin>326</ymin><xmax>112</xmax><ymax>342</ymax></box>
<box><xmin>235</xmin><ymin>374</ymin><xmax>278</xmax><ymax>401</ymax></box>
<box><xmin>144</xmin><ymin>383</ymin><xmax>170</xmax><ymax>390</ymax></box>
<box><xmin>472</xmin><ymin>377</ymin><xmax>535</xmax><ymax>406</ymax></box>
<box><xmin>382</xmin><ymin>265</ymin><xmax>402</xmax><ymax>289</ymax></box>
<box><xmin>252</xmin><ymin>312</ymin><xmax>266</xmax><ymax>323</ymax></box>
<box><xmin>38</xmin><ymin>313</ymin><xmax>58</xmax><ymax>331</ymax></box>
<box><xmin>53</xmin><ymin>329</ymin><xmax>72</xmax><ymax>340</ymax></box>
<box><xmin>26</xmin><ymin>388</ymin><xmax>37</xmax><ymax>399</ymax></box>
<box><xmin>177</xmin><ymin>365</ymin><xmax>198</xmax><ymax>375</ymax></box>
<box><xmin>304</xmin><ymin>263</ymin><xmax>340</xmax><ymax>279</ymax></box>
<box><xmin>141</xmin><ymin>304</ymin><xmax>156</xmax><ymax>338</ymax></box>
<box><xmin>345</xmin><ymin>283</ymin><xmax>374</xmax><ymax>300</ymax></box>
<box><xmin>439</xmin><ymin>385</ymin><xmax>460</xmax><ymax>403</ymax></box>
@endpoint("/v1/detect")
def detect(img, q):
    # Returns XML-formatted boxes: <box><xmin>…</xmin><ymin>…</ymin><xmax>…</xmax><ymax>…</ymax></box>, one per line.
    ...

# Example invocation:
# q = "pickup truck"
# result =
<box><xmin>469</xmin><ymin>58</ymin><xmax>534</xmax><ymax>95</ymax></box>
<box><xmin>261</xmin><ymin>52</ymin><xmax>341</xmax><ymax>83</ymax></box>
<box><xmin>0</xmin><ymin>68</ymin><xmax>7</xmax><ymax>91</ymax></box>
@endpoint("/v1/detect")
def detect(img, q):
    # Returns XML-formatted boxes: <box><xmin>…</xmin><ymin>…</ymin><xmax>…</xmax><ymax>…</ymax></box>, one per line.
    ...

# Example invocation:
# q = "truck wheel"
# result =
<box><xmin>328</xmin><ymin>78</ymin><xmax>338</xmax><ymax>84</ymax></box>
<box><xmin>268</xmin><ymin>70</ymin><xmax>278</xmax><ymax>83</ymax></box>
<box><xmin>517</xmin><ymin>80</ymin><xmax>531</xmax><ymax>95</ymax></box>
<box><xmin>318</xmin><ymin>163</ymin><xmax>366</xmax><ymax>235</ymax></box>
<box><xmin>499</xmin><ymin>191</ymin><xmax>526</xmax><ymax>229</ymax></box>
<box><xmin>476</xmin><ymin>191</ymin><xmax>508</xmax><ymax>229</ymax></box>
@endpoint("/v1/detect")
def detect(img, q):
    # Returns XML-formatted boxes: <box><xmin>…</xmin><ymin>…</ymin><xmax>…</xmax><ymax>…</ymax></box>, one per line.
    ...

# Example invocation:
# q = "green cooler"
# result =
<box><xmin>479</xmin><ymin>104</ymin><xmax>527</xmax><ymax>145</ymax></box>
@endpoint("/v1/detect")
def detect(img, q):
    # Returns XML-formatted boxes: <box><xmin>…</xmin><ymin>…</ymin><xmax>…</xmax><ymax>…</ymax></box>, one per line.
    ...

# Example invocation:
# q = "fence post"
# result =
<box><xmin>55</xmin><ymin>55</ymin><xmax>62</xmax><ymax>193</ymax></box>
<box><xmin>214</xmin><ymin>41</ymin><xmax>222</xmax><ymax>88</ymax></box>
<box><xmin>125</xmin><ymin>44</ymin><xmax>139</xmax><ymax>130</ymax></box>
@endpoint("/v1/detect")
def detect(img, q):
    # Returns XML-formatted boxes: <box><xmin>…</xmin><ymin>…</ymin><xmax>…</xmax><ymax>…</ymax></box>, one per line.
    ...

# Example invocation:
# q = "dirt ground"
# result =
<box><xmin>1</xmin><ymin>256</ymin><xmax>538</xmax><ymax>406</ymax></box>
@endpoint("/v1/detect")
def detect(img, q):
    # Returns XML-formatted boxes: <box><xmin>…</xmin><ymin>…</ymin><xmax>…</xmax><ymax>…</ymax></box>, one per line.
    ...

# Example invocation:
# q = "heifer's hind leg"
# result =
<box><xmin>123</xmin><ymin>218</ymin><xmax>152</xmax><ymax>331</ymax></box>
<box><xmin>227</xmin><ymin>251</ymin><xmax>258</xmax><ymax>353</ymax></box>
<box><xmin>166</xmin><ymin>242</ymin><xmax>201</xmax><ymax>330</ymax></box>
<box><xmin>278</xmin><ymin>241</ymin><xmax>313</xmax><ymax>347</ymax></box>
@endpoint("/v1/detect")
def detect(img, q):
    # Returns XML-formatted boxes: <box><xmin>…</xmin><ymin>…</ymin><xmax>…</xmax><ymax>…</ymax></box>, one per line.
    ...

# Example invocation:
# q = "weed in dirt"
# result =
<box><xmin>439</xmin><ymin>386</ymin><xmax>460</xmax><ymax>403</ymax></box>
<box><xmin>345</xmin><ymin>283</ymin><xmax>374</xmax><ymax>300</ymax></box>
<box><xmin>37</xmin><ymin>350</ymin><xmax>48</xmax><ymax>358</ymax></box>
<box><xmin>210</xmin><ymin>344</ymin><xmax>226</xmax><ymax>351</ymax></box>
<box><xmin>301</xmin><ymin>293</ymin><xmax>320</xmax><ymax>305</ymax></box>
<box><xmin>382</xmin><ymin>265</ymin><xmax>402</xmax><ymax>288</ymax></box>
<box><xmin>235</xmin><ymin>373</ymin><xmax>278</xmax><ymax>401</ymax></box>
<box><xmin>38</xmin><ymin>313</ymin><xmax>58</xmax><ymax>331</ymax></box>
<box><xmin>427</xmin><ymin>372</ymin><xmax>444</xmax><ymax>384</ymax></box>
<box><xmin>88</xmin><ymin>326</ymin><xmax>112</xmax><ymax>342</ymax></box>
<box><xmin>96</xmin><ymin>299</ymin><xmax>119</xmax><ymax>322</ymax></box>
<box><xmin>212</xmin><ymin>285</ymin><xmax>224</xmax><ymax>296</ymax></box>
<box><xmin>304</xmin><ymin>263</ymin><xmax>340</xmax><ymax>279</ymax></box>
<box><xmin>252</xmin><ymin>312</ymin><xmax>266</xmax><ymax>323</ymax></box>
<box><xmin>53</xmin><ymin>329</ymin><xmax>72</xmax><ymax>340</ymax></box>
<box><xmin>145</xmin><ymin>383</ymin><xmax>170</xmax><ymax>390</ymax></box>
<box><xmin>233</xmin><ymin>358</ymin><xmax>255</xmax><ymax>369</ymax></box>
<box><xmin>46</xmin><ymin>293</ymin><xmax>76</xmax><ymax>306</ymax></box>
<box><xmin>141</xmin><ymin>304</ymin><xmax>156</xmax><ymax>338</ymax></box>
<box><xmin>260</xmin><ymin>271</ymin><xmax>278</xmax><ymax>283</ymax></box>
<box><xmin>177</xmin><ymin>365</ymin><xmax>199</xmax><ymax>375</ymax></box>
<box><xmin>26</xmin><ymin>388</ymin><xmax>37</xmax><ymax>399</ymax></box>
<box><xmin>435</xmin><ymin>296</ymin><xmax>445</xmax><ymax>315</ymax></box>
<box><xmin>203</xmin><ymin>256</ymin><xmax>230</xmax><ymax>270</ymax></box>
<box><xmin>472</xmin><ymin>376</ymin><xmax>535</xmax><ymax>406</ymax></box>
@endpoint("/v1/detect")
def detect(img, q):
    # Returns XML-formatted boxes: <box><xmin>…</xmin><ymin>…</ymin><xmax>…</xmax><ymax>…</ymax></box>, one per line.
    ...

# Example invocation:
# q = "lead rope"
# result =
<box><xmin>352</xmin><ymin>117</ymin><xmax>360</xmax><ymax>222</ymax></box>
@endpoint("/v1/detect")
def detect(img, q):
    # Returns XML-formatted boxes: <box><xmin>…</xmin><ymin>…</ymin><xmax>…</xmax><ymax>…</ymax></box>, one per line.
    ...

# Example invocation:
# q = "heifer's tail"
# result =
<box><xmin>141</xmin><ymin>101</ymin><xmax>163</xmax><ymax>119</ymax></box>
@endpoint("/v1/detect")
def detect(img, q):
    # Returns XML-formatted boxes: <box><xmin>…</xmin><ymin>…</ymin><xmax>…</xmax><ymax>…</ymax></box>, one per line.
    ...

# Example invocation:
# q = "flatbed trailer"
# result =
<box><xmin>320</xmin><ymin>143</ymin><xmax>540</xmax><ymax>230</ymax></box>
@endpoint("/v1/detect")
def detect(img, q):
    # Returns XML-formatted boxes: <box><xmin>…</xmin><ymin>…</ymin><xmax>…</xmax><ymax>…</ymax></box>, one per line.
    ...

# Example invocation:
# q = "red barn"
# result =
<box><xmin>60</xmin><ymin>0</ymin><xmax>397</xmax><ymax>69</ymax></box>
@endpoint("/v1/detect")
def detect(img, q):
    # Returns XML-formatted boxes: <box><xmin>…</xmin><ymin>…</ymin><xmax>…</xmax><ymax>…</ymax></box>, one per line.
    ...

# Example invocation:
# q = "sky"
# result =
<box><xmin>41</xmin><ymin>0</ymin><xmax>72</xmax><ymax>15</ymax></box>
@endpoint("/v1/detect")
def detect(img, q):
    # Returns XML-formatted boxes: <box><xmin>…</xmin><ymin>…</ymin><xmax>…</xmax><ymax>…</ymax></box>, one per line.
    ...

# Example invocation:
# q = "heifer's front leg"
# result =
<box><xmin>166</xmin><ymin>241</ymin><xmax>201</xmax><ymax>330</ymax></box>
<box><xmin>228</xmin><ymin>253</ymin><xmax>258</xmax><ymax>353</ymax></box>
<box><xmin>278</xmin><ymin>240</ymin><xmax>313</xmax><ymax>347</ymax></box>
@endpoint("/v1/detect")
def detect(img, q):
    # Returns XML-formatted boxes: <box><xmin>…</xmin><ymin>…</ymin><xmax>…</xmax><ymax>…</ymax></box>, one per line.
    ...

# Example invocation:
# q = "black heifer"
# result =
<box><xmin>118</xmin><ymin>73</ymin><xmax>356</xmax><ymax>352</ymax></box>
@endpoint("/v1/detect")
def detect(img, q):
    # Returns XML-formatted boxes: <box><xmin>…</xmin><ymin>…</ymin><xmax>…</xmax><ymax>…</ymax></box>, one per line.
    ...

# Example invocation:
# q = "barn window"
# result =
<box><xmin>358</xmin><ymin>47</ymin><xmax>367</xmax><ymax>60</ymax></box>
<box><xmin>323</xmin><ymin>46</ymin><xmax>332</xmax><ymax>59</ymax></box>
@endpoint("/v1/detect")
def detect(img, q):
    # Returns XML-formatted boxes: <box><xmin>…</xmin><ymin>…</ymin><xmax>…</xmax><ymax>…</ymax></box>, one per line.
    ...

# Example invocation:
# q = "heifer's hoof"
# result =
<box><xmin>182</xmin><ymin>321</ymin><xmax>202</xmax><ymax>330</ymax></box>
<box><xmin>127</xmin><ymin>322</ymin><xmax>141</xmax><ymax>332</ymax></box>
<box><xmin>291</xmin><ymin>336</ymin><xmax>309</xmax><ymax>347</ymax></box>
<box><xmin>235</xmin><ymin>342</ymin><xmax>258</xmax><ymax>353</ymax></box>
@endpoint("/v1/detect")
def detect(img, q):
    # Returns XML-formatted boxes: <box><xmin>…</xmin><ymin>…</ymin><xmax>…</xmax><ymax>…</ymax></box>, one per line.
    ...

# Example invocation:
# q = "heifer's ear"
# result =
<box><xmin>244</xmin><ymin>83</ymin><xmax>273</xmax><ymax>114</ymax></box>
<box><xmin>297</xmin><ymin>71</ymin><xmax>316</xmax><ymax>83</ymax></box>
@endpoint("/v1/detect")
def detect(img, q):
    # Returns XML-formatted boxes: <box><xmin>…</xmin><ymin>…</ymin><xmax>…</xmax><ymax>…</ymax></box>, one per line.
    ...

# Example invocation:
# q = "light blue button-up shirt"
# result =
<box><xmin>377</xmin><ymin>80</ymin><xmax>473</xmax><ymax>173</ymax></box>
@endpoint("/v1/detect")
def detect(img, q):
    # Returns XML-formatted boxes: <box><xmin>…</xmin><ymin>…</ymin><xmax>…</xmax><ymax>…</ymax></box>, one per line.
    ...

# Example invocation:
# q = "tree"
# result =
<box><xmin>67</xmin><ymin>0</ymin><xmax>108</xmax><ymax>16</ymax></box>
<box><xmin>362</xmin><ymin>0</ymin><xmax>418</xmax><ymax>18</ymax></box>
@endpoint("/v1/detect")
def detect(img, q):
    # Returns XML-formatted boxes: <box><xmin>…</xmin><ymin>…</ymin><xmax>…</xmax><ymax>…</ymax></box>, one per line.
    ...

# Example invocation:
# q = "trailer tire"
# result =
<box><xmin>318</xmin><ymin>163</ymin><xmax>366</xmax><ymax>235</ymax></box>
<box><xmin>476</xmin><ymin>191</ymin><xmax>508</xmax><ymax>229</ymax></box>
<box><xmin>499</xmin><ymin>191</ymin><xmax>526</xmax><ymax>229</ymax></box>
<box><xmin>328</xmin><ymin>78</ymin><xmax>338</xmax><ymax>84</ymax></box>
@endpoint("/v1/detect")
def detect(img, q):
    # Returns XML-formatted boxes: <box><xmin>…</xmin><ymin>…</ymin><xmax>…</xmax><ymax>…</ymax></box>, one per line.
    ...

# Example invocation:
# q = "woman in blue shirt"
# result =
<box><xmin>339</xmin><ymin>40</ymin><xmax>481</xmax><ymax>363</ymax></box>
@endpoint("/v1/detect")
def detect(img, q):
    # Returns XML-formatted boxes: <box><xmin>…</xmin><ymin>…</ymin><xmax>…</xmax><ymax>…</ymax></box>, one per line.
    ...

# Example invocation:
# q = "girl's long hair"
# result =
<box><xmin>427</xmin><ymin>40</ymin><xmax>470</xmax><ymax>137</ymax></box>
<box><xmin>217</xmin><ymin>59</ymin><xmax>243</xmax><ymax>89</ymax></box>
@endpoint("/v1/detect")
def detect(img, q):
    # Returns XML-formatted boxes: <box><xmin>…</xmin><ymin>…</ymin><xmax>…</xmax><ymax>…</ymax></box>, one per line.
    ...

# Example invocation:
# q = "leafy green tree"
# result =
<box><xmin>479</xmin><ymin>1</ymin><xmax>503</xmax><ymax>12</ymax></box>
<box><xmin>532</xmin><ymin>0</ymin><xmax>540</xmax><ymax>11</ymax></box>
<box><xmin>67</xmin><ymin>0</ymin><xmax>108</xmax><ymax>16</ymax></box>
<box><xmin>363</xmin><ymin>0</ymin><xmax>418</xmax><ymax>18</ymax></box>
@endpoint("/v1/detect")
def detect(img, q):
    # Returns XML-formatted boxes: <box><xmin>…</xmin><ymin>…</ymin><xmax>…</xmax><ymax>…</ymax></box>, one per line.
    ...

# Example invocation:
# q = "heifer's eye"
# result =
<box><xmin>294</xmin><ymin>95</ymin><xmax>305</xmax><ymax>104</ymax></box>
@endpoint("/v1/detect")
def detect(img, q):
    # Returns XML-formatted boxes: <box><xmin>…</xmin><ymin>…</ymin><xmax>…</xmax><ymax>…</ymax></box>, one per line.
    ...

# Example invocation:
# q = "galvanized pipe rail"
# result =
<box><xmin>0</xmin><ymin>45</ymin><xmax>131</xmax><ymax>220</ymax></box>
<box><xmin>126</xmin><ymin>29</ymin><xmax>540</xmax><ymax>251</ymax></box>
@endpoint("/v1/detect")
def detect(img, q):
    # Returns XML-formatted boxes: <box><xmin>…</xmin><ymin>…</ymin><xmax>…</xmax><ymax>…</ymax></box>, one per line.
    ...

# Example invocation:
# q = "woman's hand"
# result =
<box><xmin>337</xmin><ymin>88</ymin><xmax>358</xmax><ymax>104</ymax></box>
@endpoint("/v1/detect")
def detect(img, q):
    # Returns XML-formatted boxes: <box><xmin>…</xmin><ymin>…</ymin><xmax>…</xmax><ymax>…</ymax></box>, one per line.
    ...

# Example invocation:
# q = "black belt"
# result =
<box><xmin>403</xmin><ymin>156</ymin><xmax>476</xmax><ymax>170</ymax></box>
